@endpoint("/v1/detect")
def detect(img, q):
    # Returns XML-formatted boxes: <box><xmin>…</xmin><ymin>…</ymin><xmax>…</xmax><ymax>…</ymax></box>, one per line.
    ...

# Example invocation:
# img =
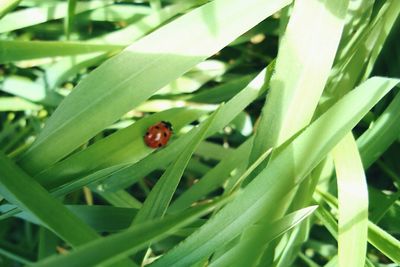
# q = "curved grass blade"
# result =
<box><xmin>333</xmin><ymin>133</ymin><xmax>368</xmax><ymax>267</ymax></box>
<box><xmin>18</xmin><ymin>0</ymin><xmax>292</xmax><ymax>174</ymax></box>
<box><xmin>149</xmin><ymin>78</ymin><xmax>399</xmax><ymax>267</ymax></box>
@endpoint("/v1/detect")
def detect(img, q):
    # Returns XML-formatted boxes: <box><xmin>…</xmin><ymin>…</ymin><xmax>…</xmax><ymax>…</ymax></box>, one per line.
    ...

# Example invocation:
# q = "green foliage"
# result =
<box><xmin>1</xmin><ymin>0</ymin><xmax>400</xmax><ymax>266</ymax></box>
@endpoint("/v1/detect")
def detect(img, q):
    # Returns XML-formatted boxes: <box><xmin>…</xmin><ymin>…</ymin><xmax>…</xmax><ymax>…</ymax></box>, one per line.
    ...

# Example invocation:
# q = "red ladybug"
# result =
<box><xmin>144</xmin><ymin>121</ymin><xmax>173</xmax><ymax>148</ymax></box>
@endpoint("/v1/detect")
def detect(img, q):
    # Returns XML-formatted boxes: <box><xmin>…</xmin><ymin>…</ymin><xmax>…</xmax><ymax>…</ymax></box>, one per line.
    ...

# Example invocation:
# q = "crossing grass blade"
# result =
<box><xmin>102</xmin><ymin>67</ymin><xmax>271</xmax><ymax>191</ymax></box>
<box><xmin>209</xmin><ymin>206</ymin><xmax>318</xmax><ymax>267</ymax></box>
<box><xmin>17</xmin><ymin>0</ymin><xmax>292</xmax><ymax>175</ymax></box>
<box><xmin>30</xmin><ymin>198</ymin><xmax>228</xmax><ymax>267</ymax></box>
<box><xmin>149</xmin><ymin>77</ymin><xmax>399</xmax><ymax>267</ymax></box>
<box><xmin>133</xmin><ymin>106</ymin><xmax>220</xmax><ymax>225</ymax></box>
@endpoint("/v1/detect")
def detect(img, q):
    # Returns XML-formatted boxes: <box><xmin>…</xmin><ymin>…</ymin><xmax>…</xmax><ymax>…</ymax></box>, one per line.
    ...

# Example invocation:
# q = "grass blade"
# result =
<box><xmin>333</xmin><ymin>133</ymin><xmax>368</xmax><ymax>267</ymax></box>
<box><xmin>0</xmin><ymin>150</ymin><xmax>98</xmax><ymax>246</ymax></box>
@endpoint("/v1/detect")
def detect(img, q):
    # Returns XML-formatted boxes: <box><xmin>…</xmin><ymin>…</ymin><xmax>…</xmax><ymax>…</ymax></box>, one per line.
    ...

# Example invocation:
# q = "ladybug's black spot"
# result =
<box><xmin>158</xmin><ymin>143</ymin><xmax>162</xmax><ymax>147</ymax></box>
<box><xmin>163</xmin><ymin>132</ymin><xmax>167</xmax><ymax>137</ymax></box>
<box><xmin>146</xmin><ymin>132</ymin><xmax>149</xmax><ymax>135</ymax></box>
<box><xmin>155</xmin><ymin>126</ymin><xmax>160</xmax><ymax>129</ymax></box>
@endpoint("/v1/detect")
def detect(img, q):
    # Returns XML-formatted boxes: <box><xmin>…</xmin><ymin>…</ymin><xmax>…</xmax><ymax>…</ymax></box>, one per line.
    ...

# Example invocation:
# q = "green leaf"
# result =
<box><xmin>0</xmin><ymin>0</ymin><xmax>21</xmax><ymax>19</ymax></box>
<box><xmin>0</xmin><ymin>150</ymin><xmax>98</xmax><ymax>247</ymax></box>
<box><xmin>357</xmin><ymin>91</ymin><xmax>400</xmax><ymax>168</ymax></box>
<box><xmin>30</xmin><ymin>199</ymin><xmax>228</xmax><ymax>267</ymax></box>
<box><xmin>333</xmin><ymin>133</ymin><xmax>368</xmax><ymax>267</ymax></box>
<box><xmin>0</xmin><ymin>40</ymin><xmax>123</xmax><ymax>63</ymax></box>
<box><xmin>209</xmin><ymin>206</ymin><xmax>318</xmax><ymax>267</ymax></box>
<box><xmin>18</xmin><ymin>0</ymin><xmax>292</xmax><ymax>174</ymax></box>
<box><xmin>169</xmin><ymin>137</ymin><xmax>253</xmax><ymax>213</ymax></box>
<box><xmin>133</xmin><ymin>106</ymin><xmax>220</xmax><ymax>225</ymax></box>
<box><xmin>149</xmin><ymin>78</ymin><xmax>399</xmax><ymax>267</ymax></box>
<box><xmin>368</xmin><ymin>221</ymin><xmax>400</xmax><ymax>264</ymax></box>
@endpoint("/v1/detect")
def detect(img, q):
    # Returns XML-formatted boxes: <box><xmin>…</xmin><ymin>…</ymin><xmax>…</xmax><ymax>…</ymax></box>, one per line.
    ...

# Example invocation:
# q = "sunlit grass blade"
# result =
<box><xmin>250</xmin><ymin>0</ymin><xmax>349</xmax><ymax>163</ymax></box>
<box><xmin>0</xmin><ymin>0</ymin><xmax>21</xmax><ymax>19</ymax></box>
<box><xmin>150</xmin><ymin>78</ymin><xmax>399</xmax><ymax>267</ymax></box>
<box><xmin>333</xmin><ymin>133</ymin><xmax>368</xmax><ymax>267</ymax></box>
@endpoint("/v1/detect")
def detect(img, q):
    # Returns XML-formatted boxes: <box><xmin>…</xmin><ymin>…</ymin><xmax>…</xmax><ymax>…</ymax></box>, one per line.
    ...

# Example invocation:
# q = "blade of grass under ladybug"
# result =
<box><xmin>132</xmin><ymin>106</ymin><xmax>221</xmax><ymax>225</ymax></box>
<box><xmin>103</xmin><ymin>64</ymin><xmax>272</xmax><ymax>192</ymax></box>
<box><xmin>35</xmin><ymin>108</ymin><xmax>207</xmax><ymax>190</ymax></box>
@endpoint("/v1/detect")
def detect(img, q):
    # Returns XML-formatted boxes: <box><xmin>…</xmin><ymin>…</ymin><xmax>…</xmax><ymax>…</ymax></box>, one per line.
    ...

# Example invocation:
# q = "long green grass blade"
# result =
<box><xmin>0</xmin><ymin>0</ymin><xmax>21</xmax><ymax>19</ymax></box>
<box><xmin>333</xmin><ymin>133</ymin><xmax>368</xmax><ymax>267</ymax></box>
<box><xmin>0</xmin><ymin>40</ymin><xmax>123</xmax><ymax>63</ymax></box>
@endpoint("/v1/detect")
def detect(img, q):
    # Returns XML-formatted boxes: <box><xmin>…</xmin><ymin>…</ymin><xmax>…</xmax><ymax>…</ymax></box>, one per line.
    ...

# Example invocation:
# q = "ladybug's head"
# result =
<box><xmin>161</xmin><ymin>121</ymin><xmax>173</xmax><ymax>131</ymax></box>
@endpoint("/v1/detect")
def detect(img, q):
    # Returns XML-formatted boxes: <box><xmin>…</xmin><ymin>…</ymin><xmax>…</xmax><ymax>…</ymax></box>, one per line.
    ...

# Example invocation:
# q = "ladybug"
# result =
<box><xmin>144</xmin><ymin>121</ymin><xmax>173</xmax><ymax>148</ymax></box>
